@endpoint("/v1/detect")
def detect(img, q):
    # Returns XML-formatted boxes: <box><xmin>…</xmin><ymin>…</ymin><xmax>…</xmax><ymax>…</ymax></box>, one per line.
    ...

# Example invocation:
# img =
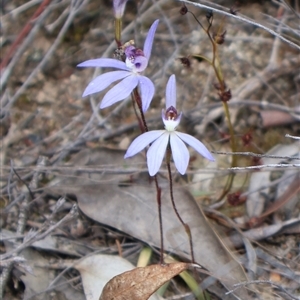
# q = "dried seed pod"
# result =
<box><xmin>180</xmin><ymin>4</ymin><xmax>188</xmax><ymax>15</ymax></box>
<box><xmin>213</xmin><ymin>30</ymin><xmax>226</xmax><ymax>45</ymax></box>
<box><xmin>206</xmin><ymin>9</ymin><xmax>213</xmax><ymax>21</ymax></box>
<box><xmin>178</xmin><ymin>56</ymin><xmax>191</xmax><ymax>68</ymax></box>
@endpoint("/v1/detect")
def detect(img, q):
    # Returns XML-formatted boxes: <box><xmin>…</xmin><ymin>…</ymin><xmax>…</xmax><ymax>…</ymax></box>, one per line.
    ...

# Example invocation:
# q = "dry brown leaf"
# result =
<box><xmin>246</xmin><ymin>143</ymin><xmax>299</xmax><ymax>217</ymax></box>
<box><xmin>260</xmin><ymin>110</ymin><xmax>299</xmax><ymax>128</ymax></box>
<box><xmin>99</xmin><ymin>263</ymin><xmax>190</xmax><ymax>300</ymax></box>
<box><xmin>20</xmin><ymin>248</ymin><xmax>84</xmax><ymax>300</ymax></box>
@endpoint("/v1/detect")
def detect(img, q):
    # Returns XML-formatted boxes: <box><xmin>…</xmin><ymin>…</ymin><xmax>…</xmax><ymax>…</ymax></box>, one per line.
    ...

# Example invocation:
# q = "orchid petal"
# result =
<box><xmin>147</xmin><ymin>132</ymin><xmax>169</xmax><ymax>176</ymax></box>
<box><xmin>78</xmin><ymin>58</ymin><xmax>129</xmax><ymax>71</ymax></box>
<box><xmin>113</xmin><ymin>0</ymin><xmax>128</xmax><ymax>18</ymax></box>
<box><xmin>143</xmin><ymin>20</ymin><xmax>159</xmax><ymax>60</ymax></box>
<box><xmin>124</xmin><ymin>130</ymin><xmax>165</xmax><ymax>158</ymax></box>
<box><xmin>124</xmin><ymin>45</ymin><xmax>136</xmax><ymax>57</ymax></box>
<box><xmin>100</xmin><ymin>75</ymin><xmax>138</xmax><ymax>109</ymax></box>
<box><xmin>138</xmin><ymin>76</ymin><xmax>155</xmax><ymax>112</ymax></box>
<box><xmin>176</xmin><ymin>132</ymin><xmax>215</xmax><ymax>161</ymax></box>
<box><xmin>82</xmin><ymin>71</ymin><xmax>130</xmax><ymax>97</ymax></box>
<box><xmin>132</xmin><ymin>55</ymin><xmax>148</xmax><ymax>73</ymax></box>
<box><xmin>166</xmin><ymin>74</ymin><xmax>177</xmax><ymax>108</ymax></box>
<box><xmin>170</xmin><ymin>133</ymin><xmax>190</xmax><ymax>174</ymax></box>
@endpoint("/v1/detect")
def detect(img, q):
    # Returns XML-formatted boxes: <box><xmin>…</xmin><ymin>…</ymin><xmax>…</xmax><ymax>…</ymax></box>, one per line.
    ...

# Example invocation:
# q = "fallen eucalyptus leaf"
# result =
<box><xmin>74</xmin><ymin>254</ymin><xmax>161</xmax><ymax>300</ymax></box>
<box><xmin>229</xmin><ymin>217</ymin><xmax>300</xmax><ymax>247</ymax></box>
<box><xmin>100</xmin><ymin>263</ymin><xmax>190</xmax><ymax>300</ymax></box>
<box><xmin>275</xmin><ymin>169</ymin><xmax>300</xmax><ymax>218</ymax></box>
<box><xmin>246</xmin><ymin>143</ymin><xmax>299</xmax><ymax>217</ymax></box>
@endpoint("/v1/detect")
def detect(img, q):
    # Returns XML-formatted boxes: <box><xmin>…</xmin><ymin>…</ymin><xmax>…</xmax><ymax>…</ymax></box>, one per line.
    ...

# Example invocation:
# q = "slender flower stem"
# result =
<box><xmin>132</xmin><ymin>88</ymin><xmax>148</xmax><ymax>132</ymax></box>
<box><xmin>153</xmin><ymin>176</ymin><xmax>164</xmax><ymax>264</ymax></box>
<box><xmin>114</xmin><ymin>18</ymin><xmax>122</xmax><ymax>47</ymax></box>
<box><xmin>222</xmin><ymin>101</ymin><xmax>237</xmax><ymax>167</ymax></box>
<box><xmin>131</xmin><ymin>93</ymin><xmax>145</xmax><ymax>134</ymax></box>
<box><xmin>187</xmin><ymin>7</ymin><xmax>238</xmax><ymax>200</ymax></box>
<box><xmin>210</xmin><ymin>50</ymin><xmax>237</xmax><ymax>200</ymax></box>
<box><xmin>204</xmin><ymin>18</ymin><xmax>238</xmax><ymax>200</ymax></box>
<box><xmin>132</xmin><ymin>87</ymin><xmax>164</xmax><ymax>263</ymax></box>
<box><xmin>166</xmin><ymin>147</ymin><xmax>195</xmax><ymax>264</ymax></box>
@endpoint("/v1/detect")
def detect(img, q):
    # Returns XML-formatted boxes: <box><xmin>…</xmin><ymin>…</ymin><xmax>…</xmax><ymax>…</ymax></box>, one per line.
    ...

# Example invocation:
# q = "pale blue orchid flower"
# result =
<box><xmin>125</xmin><ymin>74</ymin><xmax>215</xmax><ymax>176</ymax></box>
<box><xmin>78</xmin><ymin>20</ymin><xmax>159</xmax><ymax>112</ymax></box>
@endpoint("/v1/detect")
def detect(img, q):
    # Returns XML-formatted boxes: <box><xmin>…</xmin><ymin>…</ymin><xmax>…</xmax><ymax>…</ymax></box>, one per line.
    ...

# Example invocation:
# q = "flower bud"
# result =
<box><xmin>113</xmin><ymin>0</ymin><xmax>128</xmax><ymax>19</ymax></box>
<box><xmin>206</xmin><ymin>10</ymin><xmax>213</xmax><ymax>21</ymax></box>
<box><xmin>219</xmin><ymin>89</ymin><xmax>231</xmax><ymax>102</ymax></box>
<box><xmin>213</xmin><ymin>30</ymin><xmax>226</xmax><ymax>45</ymax></box>
<box><xmin>178</xmin><ymin>56</ymin><xmax>191</xmax><ymax>68</ymax></box>
<box><xmin>180</xmin><ymin>4</ymin><xmax>188</xmax><ymax>15</ymax></box>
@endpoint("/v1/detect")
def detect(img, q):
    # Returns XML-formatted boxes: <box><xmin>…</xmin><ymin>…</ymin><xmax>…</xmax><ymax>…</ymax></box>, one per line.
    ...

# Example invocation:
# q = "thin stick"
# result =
<box><xmin>212</xmin><ymin>151</ymin><xmax>300</xmax><ymax>160</ymax></box>
<box><xmin>285</xmin><ymin>134</ymin><xmax>300</xmax><ymax>140</ymax></box>
<box><xmin>0</xmin><ymin>0</ymin><xmax>52</xmax><ymax>71</ymax></box>
<box><xmin>179</xmin><ymin>0</ymin><xmax>300</xmax><ymax>50</ymax></box>
<box><xmin>226</xmin><ymin>280</ymin><xmax>299</xmax><ymax>300</ymax></box>
<box><xmin>1</xmin><ymin>204</ymin><xmax>78</xmax><ymax>261</ymax></box>
<box><xmin>229</xmin><ymin>163</ymin><xmax>300</xmax><ymax>171</ymax></box>
<box><xmin>3</xmin><ymin>0</ymin><xmax>87</xmax><ymax>107</ymax></box>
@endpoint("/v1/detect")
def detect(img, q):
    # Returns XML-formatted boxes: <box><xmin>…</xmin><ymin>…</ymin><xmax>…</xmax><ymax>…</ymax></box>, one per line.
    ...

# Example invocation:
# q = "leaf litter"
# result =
<box><xmin>51</xmin><ymin>147</ymin><xmax>251</xmax><ymax>299</ymax></box>
<box><xmin>99</xmin><ymin>262</ymin><xmax>190</xmax><ymax>300</ymax></box>
<box><xmin>1</xmin><ymin>0</ymin><xmax>300</xmax><ymax>299</ymax></box>
<box><xmin>71</xmin><ymin>254</ymin><xmax>162</xmax><ymax>300</ymax></box>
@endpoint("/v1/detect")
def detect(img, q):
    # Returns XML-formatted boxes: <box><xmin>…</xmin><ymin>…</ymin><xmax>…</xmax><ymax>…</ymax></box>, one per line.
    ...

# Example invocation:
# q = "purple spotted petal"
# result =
<box><xmin>132</xmin><ymin>55</ymin><xmax>148</xmax><ymax>73</ymax></box>
<box><xmin>100</xmin><ymin>75</ymin><xmax>139</xmax><ymax>109</ymax></box>
<box><xmin>147</xmin><ymin>132</ymin><xmax>169</xmax><ymax>176</ymax></box>
<box><xmin>169</xmin><ymin>133</ymin><xmax>190</xmax><ymax>175</ymax></box>
<box><xmin>166</xmin><ymin>74</ymin><xmax>177</xmax><ymax>108</ymax></box>
<box><xmin>176</xmin><ymin>132</ymin><xmax>215</xmax><ymax>161</ymax></box>
<box><xmin>143</xmin><ymin>20</ymin><xmax>159</xmax><ymax>61</ymax></box>
<box><xmin>78</xmin><ymin>58</ymin><xmax>129</xmax><ymax>71</ymax></box>
<box><xmin>82</xmin><ymin>71</ymin><xmax>130</xmax><ymax>97</ymax></box>
<box><xmin>124</xmin><ymin>45</ymin><xmax>136</xmax><ymax>57</ymax></box>
<box><xmin>124</xmin><ymin>130</ymin><xmax>164</xmax><ymax>158</ymax></box>
<box><xmin>138</xmin><ymin>76</ymin><xmax>155</xmax><ymax>112</ymax></box>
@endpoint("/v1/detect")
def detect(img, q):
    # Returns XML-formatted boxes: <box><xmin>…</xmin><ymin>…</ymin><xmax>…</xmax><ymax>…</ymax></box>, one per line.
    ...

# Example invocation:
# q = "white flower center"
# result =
<box><xmin>125</xmin><ymin>57</ymin><xmax>136</xmax><ymax>71</ymax></box>
<box><xmin>164</xmin><ymin>119</ymin><xmax>177</xmax><ymax>132</ymax></box>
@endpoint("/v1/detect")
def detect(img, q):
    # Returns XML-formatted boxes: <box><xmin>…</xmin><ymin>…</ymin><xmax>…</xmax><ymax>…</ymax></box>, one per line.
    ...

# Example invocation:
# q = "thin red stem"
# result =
<box><xmin>153</xmin><ymin>176</ymin><xmax>164</xmax><ymax>264</ymax></box>
<box><xmin>131</xmin><ymin>95</ymin><xmax>144</xmax><ymax>133</ymax></box>
<box><xmin>131</xmin><ymin>88</ymin><xmax>164</xmax><ymax>263</ymax></box>
<box><xmin>166</xmin><ymin>147</ymin><xmax>195</xmax><ymax>264</ymax></box>
<box><xmin>133</xmin><ymin>89</ymin><xmax>148</xmax><ymax>132</ymax></box>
